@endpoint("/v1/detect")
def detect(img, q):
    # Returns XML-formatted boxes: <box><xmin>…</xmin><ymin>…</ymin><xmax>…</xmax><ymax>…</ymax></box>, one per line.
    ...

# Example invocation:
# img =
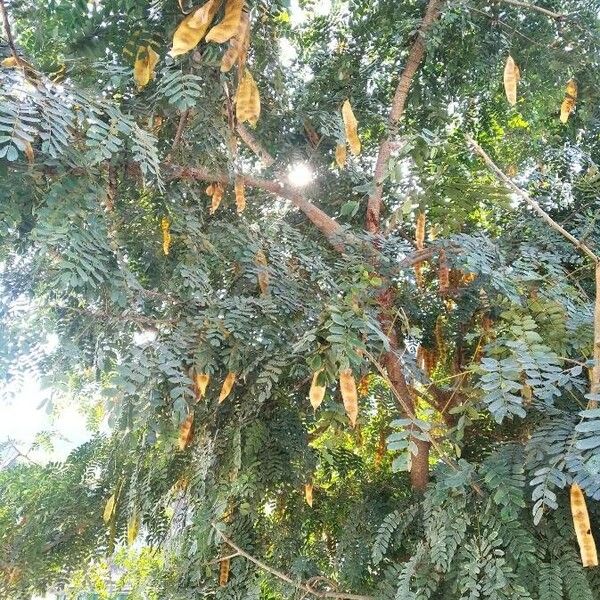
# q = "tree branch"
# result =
<box><xmin>497</xmin><ymin>0</ymin><xmax>564</xmax><ymax>19</ymax></box>
<box><xmin>172</xmin><ymin>109</ymin><xmax>190</xmax><ymax>152</ymax></box>
<box><xmin>466</xmin><ymin>134</ymin><xmax>598</xmax><ymax>263</ymax></box>
<box><xmin>366</xmin><ymin>0</ymin><xmax>445</xmax><ymax>233</ymax></box>
<box><xmin>166</xmin><ymin>163</ymin><xmax>349</xmax><ymax>251</ymax></box>
<box><xmin>236</xmin><ymin>124</ymin><xmax>275</xmax><ymax>167</ymax></box>
<box><xmin>0</xmin><ymin>0</ymin><xmax>21</xmax><ymax>64</ymax></box>
<box><xmin>211</xmin><ymin>525</ymin><xmax>374</xmax><ymax>600</ymax></box>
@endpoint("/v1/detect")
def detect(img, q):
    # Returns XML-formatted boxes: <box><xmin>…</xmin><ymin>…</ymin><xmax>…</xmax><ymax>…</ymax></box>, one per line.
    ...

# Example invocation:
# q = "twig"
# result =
<box><xmin>172</xmin><ymin>109</ymin><xmax>190</xmax><ymax>152</ymax></box>
<box><xmin>466</xmin><ymin>134</ymin><xmax>598</xmax><ymax>263</ymax></box>
<box><xmin>211</xmin><ymin>524</ymin><xmax>374</xmax><ymax>600</ymax></box>
<box><xmin>237</xmin><ymin>124</ymin><xmax>275</xmax><ymax>167</ymax></box>
<box><xmin>497</xmin><ymin>0</ymin><xmax>564</xmax><ymax>19</ymax></box>
<box><xmin>0</xmin><ymin>0</ymin><xmax>21</xmax><ymax>64</ymax></box>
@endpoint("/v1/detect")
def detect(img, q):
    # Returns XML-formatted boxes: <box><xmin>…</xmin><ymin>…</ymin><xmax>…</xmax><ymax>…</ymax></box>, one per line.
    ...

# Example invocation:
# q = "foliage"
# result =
<box><xmin>1</xmin><ymin>0</ymin><xmax>600</xmax><ymax>599</ymax></box>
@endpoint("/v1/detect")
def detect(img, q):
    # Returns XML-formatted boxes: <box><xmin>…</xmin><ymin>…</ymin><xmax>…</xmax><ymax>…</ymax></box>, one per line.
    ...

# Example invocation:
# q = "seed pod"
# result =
<box><xmin>220</xmin><ymin>10</ymin><xmax>250</xmax><ymax>72</ymax></box>
<box><xmin>503</xmin><ymin>55</ymin><xmax>519</xmax><ymax>106</ymax></box>
<box><xmin>103</xmin><ymin>493</ymin><xmax>116</xmax><ymax>524</ymax></box>
<box><xmin>304</xmin><ymin>482</ymin><xmax>313</xmax><ymax>507</ymax></box>
<box><xmin>341</xmin><ymin>99</ymin><xmax>361</xmax><ymax>156</ymax></box>
<box><xmin>236</xmin><ymin>69</ymin><xmax>260</xmax><ymax>126</ymax></box>
<box><xmin>169</xmin><ymin>0</ymin><xmax>219</xmax><ymax>57</ymax></box>
<box><xmin>209</xmin><ymin>182</ymin><xmax>225</xmax><ymax>214</ymax></box>
<box><xmin>309</xmin><ymin>370</ymin><xmax>326</xmax><ymax>410</ymax></box>
<box><xmin>415</xmin><ymin>212</ymin><xmax>425</xmax><ymax>250</ymax></box>
<box><xmin>195</xmin><ymin>373</ymin><xmax>210</xmax><ymax>399</ymax></box>
<box><xmin>219</xmin><ymin>557</ymin><xmax>231</xmax><ymax>586</ymax></box>
<box><xmin>570</xmin><ymin>483</ymin><xmax>598</xmax><ymax>567</ymax></box>
<box><xmin>438</xmin><ymin>249</ymin><xmax>449</xmax><ymax>294</ymax></box>
<box><xmin>127</xmin><ymin>509</ymin><xmax>141</xmax><ymax>545</ymax></box>
<box><xmin>339</xmin><ymin>369</ymin><xmax>358</xmax><ymax>427</ymax></box>
<box><xmin>255</xmin><ymin>250</ymin><xmax>269</xmax><ymax>295</ymax></box>
<box><xmin>206</xmin><ymin>0</ymin><xmax>244</xmax><ymax>44</ymax></box>
<box><xmin>219</xmin><ymin>372</ymin><xmax>236</xmax><ymax>403</ymax></box>
<box><xmin>133</xmin><ymin>45</ymin><xmax>159</xmax><ymax>89</ymax></box>
<box><xmin>161</xmin><ymin>217</ymin><xmax>171</xmax><ymax>255</ymax></box>
<box><xmin>235</xmin><ymin>176</ymin><xmax>246</xmax><ymax>213</ymax></box>
<box><xmin>335</xmin><ymin>143</ymin><xmax>347</xmax><ymax>168</ymax></box>
<box><xmin>178</xmin><ymin>412</ymin><xmax>194</xmax><ymax>450</ymax></box>
<box><xmin>560</xmin><ymin>79</ymin><xmax>578</xmax><ymax>123</ymax></box>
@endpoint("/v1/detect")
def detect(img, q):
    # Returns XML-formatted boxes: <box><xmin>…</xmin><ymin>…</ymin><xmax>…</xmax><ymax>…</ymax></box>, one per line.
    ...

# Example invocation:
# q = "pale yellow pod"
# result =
<box><xmin>178</xmin><ymin>412</ymin><xmax>194</xmax><ymax>450</ymax></box>
<box><xmin>103</xmin><ymin>493</ymin><xmax>116</xmax><ymax>524</ymax></box>
<box><xmin>236</xmin><ymin>69</ymin><xmax>260</xmax><ymax>126</ymax></box>
<box><xmin>339</xmin><ymin>369</ymin><xmax>358</xmax><ymax>427</ymax></box>
<box><xmin>220</xmin><ymin>10</ymin><xmax>250</xmax><ymax>72</ymax></box>
<box><xmin>309</xmin><ymin>370</ymin><xmax>326</xmax><ymax>410</ymax></box>
<box><xmin>304</xmin><ymin>483</ymin><xmax>313</xmax><ymax>507</ymax></box>
<box><xmin>255</xmin><ymin>249</ymin><xmax>269</xmax><ymax>295</ymax></box>
<box><xmin>219</xmin><ymin>372</ymin><xmax>236</xmax><ymax>403</ymax></box>
<box><xmin>219</xmin><ymin>557</ymin><xmax>230</xmax><ymax>586</ymax></box>
<box><xmin>134</xmin><ymin>46</ymin><xmax>151</xmax><ymax>88</ymax></box>
<box><xmin>503</xmin><ymin>55</ymin><xmax>518</xmax><ymax>106</ymax></box>
<box><xmin>571</xmin><ymin>483</ymin><xmax>598</xmax><ymax>567</ymax></box>
<box><xmin>161</xmin><ymin>217</ymin><xmax>171</xmax><ymax>255</ymax></box>
<box><xmin>126</xmin><ymin>509</ymin><xmax>140</xmax><ymax>545</ymax></box>
<box><xmin>169</xmin><ymin>0</ymin><xmax>219</xmax><ymax>57</ymax></box>
<box><xmin>206</xmin><ymin>0</ymin><xmax>244</xmax><ymax>44</ymax></box>
<box><xmin>209</xmin><ymin>182</ymin><xmax>225</xmax><ymax>214</ymax></box>
<box><xmin>235</xmin><ymin>176</ymin><xmax>246</xmax><ymax>213</ymax></box>
<box><xmin>560</xmin><ymin>79</ymin><xmax>578</xmax><ymax>123</ymax></box>
<box><xmin>195</xmin><ymin>373</ymin><xmax>210</xmax><ymax>398</ymax></box>
<box><xmin>342</xmin><ymin>100</ymin><xmax>361</xmax><ymax>156</ymax></box>
<box><xmin>415</xmin><ymin>211</ymin><xmax>425</xmax><ymax>250</ymax></box>
<box><xmin>335</xmin><ymin>143</ymin><xmax>347</xmax><ymax>168</ymax></box>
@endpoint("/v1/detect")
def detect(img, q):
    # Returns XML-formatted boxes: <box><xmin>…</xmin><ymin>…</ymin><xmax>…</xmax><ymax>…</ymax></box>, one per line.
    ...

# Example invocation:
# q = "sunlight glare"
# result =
<box><xmin>287</xmin><ymin>163</ymin><xmax>314</xmax><ymax>187</ymax></box>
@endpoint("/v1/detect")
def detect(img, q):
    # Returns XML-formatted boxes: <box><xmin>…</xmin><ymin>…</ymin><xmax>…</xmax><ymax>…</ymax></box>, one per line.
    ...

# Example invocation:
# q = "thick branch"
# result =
<box><xmin>366</xmin><ymin>0</ymin><xmax>445</xmax><ymax>233</ymax></box>
<box><xmin>212</xmin><ymin>525</ymin><xmax>373</xmax><ymax>600</ymax></box>
<box><xmin>166</xmin><ymin>163</ymin><xmax>348</xmax><ymax>250</ymax></box>
<box><xmin>236</xmin><ymin>124</ymin><xmax>275</xmax><ymax>167</ymax></box>
<box><xmin>0</xmin><ymin>0</ymin><xmax>21</xmax><ymax>64</ymax></box>
<box><xmin>466</xmin><ymin>135</ymin><xmax>598</xmax><ymax>263</ymax></box>
<box><xmin>498</xmin><ymin>0</ymin><xmax>564</xmax><ymax>19</ymax></box>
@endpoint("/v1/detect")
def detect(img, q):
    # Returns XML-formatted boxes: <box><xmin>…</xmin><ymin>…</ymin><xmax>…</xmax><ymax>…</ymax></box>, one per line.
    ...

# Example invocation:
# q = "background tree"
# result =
<box><xmin>1</xmin><ymin>0</ymin><xmax>600</xmax><ymax>598</ymax></box>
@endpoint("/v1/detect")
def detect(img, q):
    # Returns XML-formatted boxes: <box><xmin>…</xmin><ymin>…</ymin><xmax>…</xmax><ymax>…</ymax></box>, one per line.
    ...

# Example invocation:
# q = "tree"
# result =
<box><xmin>1</xmin><ymin>0</ymin><xmax>600</xmax><ymax>598</ymax></box>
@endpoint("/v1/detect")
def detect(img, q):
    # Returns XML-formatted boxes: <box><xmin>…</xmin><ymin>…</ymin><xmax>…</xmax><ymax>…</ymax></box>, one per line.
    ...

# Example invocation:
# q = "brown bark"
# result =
<box><xmin>366</xmin><ymin>0</ymin><xmax>445</xmax><ymax>234</ymax></box>
<box><xmin>365</xmin><ymin>0</ymin><xmax>445</xmax><ymax>491</ymax></box>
